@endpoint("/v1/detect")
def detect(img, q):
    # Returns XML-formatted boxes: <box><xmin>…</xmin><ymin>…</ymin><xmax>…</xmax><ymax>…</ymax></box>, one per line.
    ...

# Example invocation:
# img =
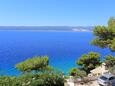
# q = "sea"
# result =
<box><xmin>0</xmin><ymin>30</ymin><xmax>114</xmax><ymax>76</ymax></box>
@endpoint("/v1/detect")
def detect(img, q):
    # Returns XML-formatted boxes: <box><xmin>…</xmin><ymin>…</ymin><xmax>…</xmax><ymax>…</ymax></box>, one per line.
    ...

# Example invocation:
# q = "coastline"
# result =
<box><xmin>0</xmin><ymin>29</ymin><xmax>92</xmax><ymax>32</ymax></box>
<box><xmin>0</xmin><ymin>26</ymin><xmax>93</xmax><ymax>32</ymax></box>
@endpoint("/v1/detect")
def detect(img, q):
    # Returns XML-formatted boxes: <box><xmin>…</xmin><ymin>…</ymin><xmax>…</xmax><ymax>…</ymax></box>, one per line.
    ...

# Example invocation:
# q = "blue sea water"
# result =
<box><xmin>0</xmin><ymin>31</ymin><xmax>114</xmax><ymax>76</ymax></box>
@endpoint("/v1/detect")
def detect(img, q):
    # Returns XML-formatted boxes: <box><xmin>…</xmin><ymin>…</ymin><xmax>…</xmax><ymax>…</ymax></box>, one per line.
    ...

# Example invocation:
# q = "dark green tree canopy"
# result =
<box><xmin>0</xmin><ymin>71</ymin><xmax>64</xmax><ymax>86</ymax></box>
<box><xmin>12</xmin><ymin>56</ymin><xmax>64</xmax><ymax>86</ymax></box>
<box><xmin>104</xmin><ymin>55</ymin><xmax>115</xmax><ymax>68</ymax></box>
<box><xmin>104</xmin><ymin>55</ymin><xmax>115</xmax><ymax>75</ymax></box>
<box><xmin>69</xmin><ymin>68</ymin><xmax>86</xmax><ymax>78</ymax></box>
<box><xmin>76</xmin><ymin>52</ymin><xmax>101</xmax><ymax>74</ymax></box>
<box><xmin>15</xmin><ymin>56</ymin><xmax>49</xmax><ymax>72</ymax></box>
<box><xmin>91</xmin><ymin>17</ymin><xmax>115</xmax><ymax>51</ymax></box>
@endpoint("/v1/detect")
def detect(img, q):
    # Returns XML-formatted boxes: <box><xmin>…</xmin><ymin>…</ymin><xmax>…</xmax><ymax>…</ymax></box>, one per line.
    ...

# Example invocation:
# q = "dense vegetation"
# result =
<box><xmin>91</xmin><ymin>17</ymin><xmax>115</xmax><ymax>74</ymax></box>
<box><xmin>69</xmin><ymin>17</ymin><xmax>115</xmax><ymax>77</ymax></box>
<box><xmin>76</xmin><ymin>52</ymin><xmax>101</xmax><ymax>74</ymax></box>
<box><xmin>69</xmin><ymin>52</ymin><xmax>115</xmax><ymax>77</ymax></box>
<box><xmin>0</xmin><ymin>72</ymin><xmax>64</xmax><ymax>86</ymax></box>
<box><xmin>104</xmin><ymin>55</ymin><xmax>115</xmax><ymax>74</ymax></box>
<box><xmin>69</xmin><ymin>68</ymin><xmax>86</xmax><ymax>78</ymax></box>
<box><xmin>91</xmin><ymin>17</ymin><xmax>115</xmax><ymax>51</ymax></box>
<box><xmin>69</xmin><ymin>52</ymin><xmax>101</xmax><ymax>78</ymax></box>
<box><xmin>0</xmin><ymin>56</ymin><xmax>64</xmax><ymax>86</ymax></box>
<box><xmin>16</xmin><ymin>56</ymin><xmax>49</xmax><ymax>73</ymax></box>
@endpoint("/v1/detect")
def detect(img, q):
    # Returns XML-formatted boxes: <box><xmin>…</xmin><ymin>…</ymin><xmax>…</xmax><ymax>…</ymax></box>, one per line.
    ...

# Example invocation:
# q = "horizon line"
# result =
<box><xmin>0</xmin><ymin>25</ymin><xmax>94</xmax><ymax>27</ymax></box>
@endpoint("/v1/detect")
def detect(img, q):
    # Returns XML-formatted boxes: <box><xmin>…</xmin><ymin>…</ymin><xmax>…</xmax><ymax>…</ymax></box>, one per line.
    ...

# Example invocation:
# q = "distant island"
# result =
<box><xmin>0</xmin><ymin>26</ymin><xmax>93</xmax><ymax>32</ymax></box>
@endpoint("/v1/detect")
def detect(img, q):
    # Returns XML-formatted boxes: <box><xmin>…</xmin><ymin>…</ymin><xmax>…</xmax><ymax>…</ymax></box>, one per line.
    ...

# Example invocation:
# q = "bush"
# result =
<box><xmin>15</xmin><ymin>56</ymin><xmax>49</xmax><ymax>73</ymax></box>
<box><xmin>76</xmin><ymin>52</ymin><xmax>101</xmax><ymax>74</ymax></box>
<box><xmin>69</xmin><ymin>68</ymin><xmax>87</xmax><ymax>78</ymax></box>
<box><xmin>0</xmin><ymin>71</ymin><xmax>64</xmax><ymax>86</ymax></box>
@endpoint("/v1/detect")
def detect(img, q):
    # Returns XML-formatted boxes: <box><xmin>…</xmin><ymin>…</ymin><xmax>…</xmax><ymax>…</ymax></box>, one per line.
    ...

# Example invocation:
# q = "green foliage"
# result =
<box><xmin>93</xmin><ymin>26</ymin><xmax>108</xmax><ymax>38</ymax></box>
<box><xmin>91</xmin><ymin>17</ymin><xmax>115</xmax><ymax>51</ymax></box>
<box><xmin>0</xmin><ymin>76</ymin><xmax>21</xmax><ymax>86</ymax></box>
<box><xmin>76</xmin><ymin>52</ymin><xmax>101</xmax><ymax>74</ymax></box>
<box><xmin>0</xmin><ymin>72</ymin><xmax>64</xmax><ymax>86</ymax></box>
<box><xmin>69</xmin><ymin>68</ymin><xmax>86</xmax><ymax>78</ymax></box>
<box><xmin>15</xmin><ymin>56</ymin><xmax>49</xmax><ymax>73</ymax></box>
<box><xmin>108</xmin><ymin>17</ymin><xmax>115</xmax><ymax>34</ymax></box>
<box><xmin>91</xmin><ymin>38</ymin><xmax>111</xmax><ymax>48</ymax></box>
<box><xmin>69</xmin><ymin>68</ymin><xmax>78</xmax><ymax>76</ymax></box>
<box><xmin>104</xmin><ymin>55</ymin><xmax>115</xmax><ymax>68</ymax></box>
<box><xmin>108</xmin><ymin>38</ymin><xmax>115</xmax><ymax>51</ymax></box>
<box><xmin>38</xmin><ymin>72</ymin><xmax>64</xmax><ymax>86</ymax></box>
<box><xmin>0</xmin><ymin>56</ymin><xmax>64</xmax><ymax>86</ymax></box>
<box><xmin>104</xmin><ymin>55</ymin><xmax>115</xmax><ymax>75</ymax></box>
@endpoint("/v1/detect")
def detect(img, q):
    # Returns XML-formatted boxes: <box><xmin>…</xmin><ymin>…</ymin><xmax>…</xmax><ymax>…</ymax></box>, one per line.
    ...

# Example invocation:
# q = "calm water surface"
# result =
<box><xmin>0</xmin><ymin>31</ymin><xmax>114</xmax><ymax>75</ymax></box>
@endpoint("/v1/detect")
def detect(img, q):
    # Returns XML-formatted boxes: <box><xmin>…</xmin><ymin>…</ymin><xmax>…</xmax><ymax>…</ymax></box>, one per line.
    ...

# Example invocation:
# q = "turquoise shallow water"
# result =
<box><xmin>0</xmin><ymin>31</ymin><xmax>114</xmax><ymax>75</ymax></box>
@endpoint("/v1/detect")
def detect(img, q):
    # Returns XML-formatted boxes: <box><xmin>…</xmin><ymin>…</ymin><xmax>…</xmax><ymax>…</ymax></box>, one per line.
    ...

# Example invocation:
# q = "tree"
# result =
<box><xmin>0</xmin><ymin>72</ymin><xmax>64</xmax><ymax>86</ymax></box>
<box><xmin>91</xmin><ymin>17</ymin><xmax>115</xmax><ymax>73</ymax></box>
<box><xmin>15</xmin><ymin>56</ymin><xmax>49</xmax><ymax>73</ymax></box>
<box><xmin>69</xmin><ymin>68</ymin><xmax>86</xmax><ymax>78</ymax></box>
<box><xmin>104</xmin><ymin>55</ymin><xmax>115</xmax><ymax>75</ymax></box>
<box><xmin>0</xmin><ymin>76</ymin><xmax>21</xmax><ymax>86</ymax></box>
<box><xmin>17</xmin><ymin>70</ymin><xmax>64</xmax><ymax>86</ymax></box>
<box><xmin>76</xmin><ymin>52</ymin><xmax>101</xmax><ymax>74</ymax></box>
<box><xmin>104</xmin><ymin>55</ymin><xmax>115</xmax><ymax>68</ymax></box>
<box><xmin>0</xmin><ymin>56</ymin><xmax>64</xmax><ymax>86</ymax></box>
<box><xmin>91</xmin><ymin>17</ymin><xmax>115</xmax><ymax>51</ymax></box>
<box><xmin>108</xmin><ymin>17</ymin><xmax>115</xmax><ymax>34</ymax></box>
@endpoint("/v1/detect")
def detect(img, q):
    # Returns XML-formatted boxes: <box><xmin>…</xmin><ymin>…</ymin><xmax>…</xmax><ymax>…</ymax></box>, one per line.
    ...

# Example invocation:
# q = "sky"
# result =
<box><xmin>0</xmin><ymin>0</ymin><xmax>115</xmax><ymax>26</ymax></box>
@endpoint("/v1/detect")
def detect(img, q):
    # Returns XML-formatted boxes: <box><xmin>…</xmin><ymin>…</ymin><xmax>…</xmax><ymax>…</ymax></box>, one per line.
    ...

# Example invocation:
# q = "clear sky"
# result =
<box><xmin>0</xmin><ymin>0</ymin><xmax>115</xmax><ymax>26</ymax></box>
